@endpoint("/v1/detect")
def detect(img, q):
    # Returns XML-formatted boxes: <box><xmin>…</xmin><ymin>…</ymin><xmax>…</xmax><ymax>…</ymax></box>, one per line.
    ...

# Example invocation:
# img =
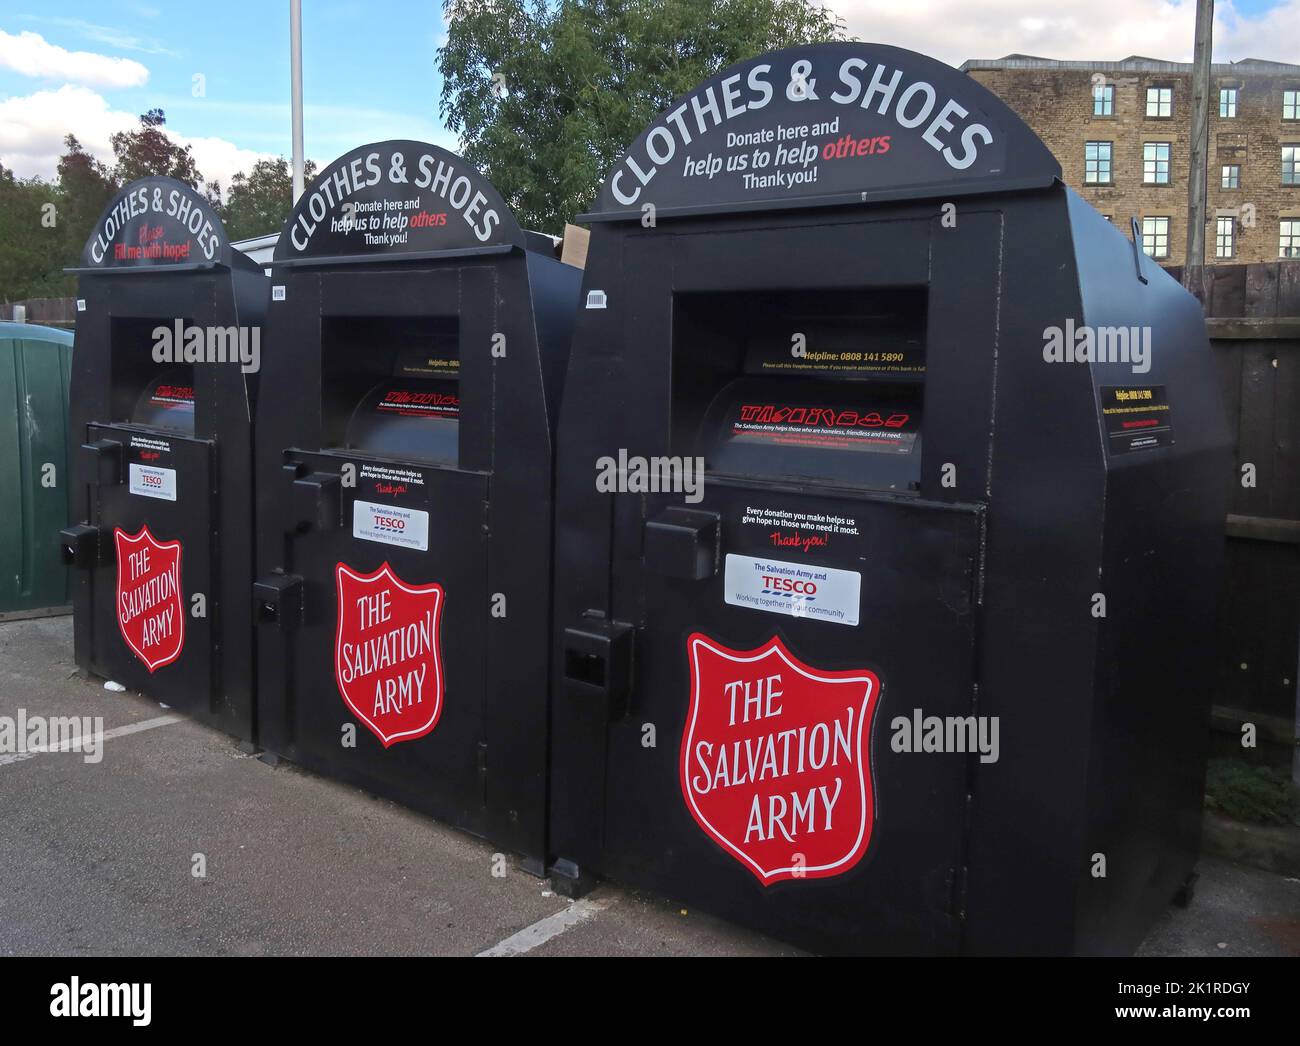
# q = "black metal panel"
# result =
<box><xmin>255</xmin><ymin>144</ymin><xmax>580</xmax><ymax>863</ymax></box>
<box><xmin>84</xmin><ymin>423</ymin><xmax>215</xmax><ymax>711</ymax></box>
<box><xmin>80</xmin><ymin>177</ymin><xmax>231</xmax><ymax>270</ymax></box>
<box><xmin>274</xmin><ymin>141</ymin><xmax>525</xmax><ymax>261</ymax></box>
<box><xmin>265</xmin><ymin>448</ymin><xmax>491</xmax><ymax>831</ymax></box>
<box><xmin>551</xmin><ymin>178</ymin><xmax>1228</xmax><ymax>955</ymax></box>
<box><xmin>551</xmin><ymin>200</ymin><xmax>997</xmax><ymax>952</ymax></box>
<box><xmin>1076</xmin><ymin>193</ymin><xmax>1230</xmax><ymax>954</ymax></box>
<box><xmin>598</xmin><ymin>482</ymin><xmax>980</xmax><ymax>955</ymax></box>
<box><xmin>65</xmin><ymin>182</ymin><xmax>264</xmax><ymax>740</ymax></box>
<box><xmin>589</xmin><ymin>42</ymin><xmax>1060</xmax><ymax>222</ymax></box>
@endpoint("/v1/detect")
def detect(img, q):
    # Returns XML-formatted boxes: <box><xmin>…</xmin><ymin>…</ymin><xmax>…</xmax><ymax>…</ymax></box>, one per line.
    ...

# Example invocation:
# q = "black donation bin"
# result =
<box><xmin>62</xmin><ymin>177</ymin><xmax>266</xmax><ymax>740</ymax></box>
<box><xmin>549</xmin><ymin>43</ymin><xmax>1230</xmax><ymax>955</ymax></box>
<box><xmin>255</xmin><ymin>141</ymin><xmax>579</xmax><ymax>864</ymax></box>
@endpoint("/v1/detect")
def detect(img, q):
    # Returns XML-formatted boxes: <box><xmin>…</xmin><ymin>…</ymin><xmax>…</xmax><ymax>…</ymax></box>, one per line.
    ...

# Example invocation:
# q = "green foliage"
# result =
<box><xmin>1</xmin><ymin>109</ymin><xmax>224</xmax><ymax>301</ymax></box>
<box><xmin>110</xmin><ymin>109</ymin><xmax>204</xmax><ymax>188</ymax></box>
<box><xmin>220</xmin><ymin>157</ymin><xmax>318</xmax><ymax>241</ymax></box>
<box><xmin>0</xmin><ymin>113</ymin><xmax>317</xmax><ymax>300</ymax></box>
<box><xmin>438</xmin><ymin>0</ymin><xmax>847</xmax><ymax>232</ymax></box>
<box><xmin>0</xmin><ymin>165</ymin><xmax>69</xmax><ymax>302</ymax></box>
<box><xmin>55</xmin><ymin>135</ymin><xmax>117</xmax><ymax>273</ymax></box>
<box><xmin>1204</xmin><ymin>758</ymin><xmax>1300</xmax><ymax>826</ymax></box>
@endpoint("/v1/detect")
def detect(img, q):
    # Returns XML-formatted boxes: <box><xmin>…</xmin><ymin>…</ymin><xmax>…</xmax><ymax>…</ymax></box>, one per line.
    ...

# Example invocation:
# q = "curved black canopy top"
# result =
<box><xmin>274</xmin><ymin>139</ymin><xmax>525</xmax><ymax>261</ymax></box>
<box><xmin>590</xmin><ymin>41</ymin><xmax>1062</xmax><ymax>221</ymax></box>
<box><xmin>80</xmin><ymin>175</ymin><xmax>232</xmax><ymax>268</ymax></box>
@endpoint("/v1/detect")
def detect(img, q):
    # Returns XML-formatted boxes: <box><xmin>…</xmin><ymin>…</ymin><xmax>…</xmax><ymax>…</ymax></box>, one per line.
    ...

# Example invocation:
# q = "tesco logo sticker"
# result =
<box><xmin>353</xmin><ymin>499</ymin><xmax>429</xmax><ymax>552</ymax></box>
<box><xmin>763</xmin><ymin>575</ymin><xmax>818</xmax><ymax>595</ymax></box>
<box><xmin>128</xmin><ymin>462</ymin><xmax>177</xmax><ymax>502</ymax></box>
<box><xmin>725</xmin><ymin>554</ymin><xmax>860</xmax><ymax>627</ymax></box>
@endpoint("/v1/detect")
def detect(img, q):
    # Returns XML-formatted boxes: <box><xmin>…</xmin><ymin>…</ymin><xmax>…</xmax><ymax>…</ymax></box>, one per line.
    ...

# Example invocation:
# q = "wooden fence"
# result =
<box><xmin>0</xmin><ymin>298</ymin><xmax>76</xmax><ymax>328</ymax></box>
<box><xmin>1168</xmin><ymin>262</ymin><xmax>1299</xmax><ymax>740</ymax></box>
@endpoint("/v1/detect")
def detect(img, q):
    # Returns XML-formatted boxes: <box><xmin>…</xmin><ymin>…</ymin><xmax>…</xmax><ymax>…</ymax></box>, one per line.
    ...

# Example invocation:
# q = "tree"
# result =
<box><xmin>220</xmin><ymin>156</ymin><xmax>318</xmax><ymax>241</ymax></box>
<box><xmin>56</xmin><ymin>134</ymin><xmax>117</xmax><ymax>269</ymax></box>
<box><xmin>438</xmin><ymin>0</ymin><xmax>846</xmax><ymax>232</ymax></box>
<box><xmin>110</xmin><ymin>109</ymin><xmax>205</xmax><ymax>188</ymax></box>
<box><xmin>0</xmin><ymin>164</ymin><xmax>68</xmax><ymax>302</ymax></box>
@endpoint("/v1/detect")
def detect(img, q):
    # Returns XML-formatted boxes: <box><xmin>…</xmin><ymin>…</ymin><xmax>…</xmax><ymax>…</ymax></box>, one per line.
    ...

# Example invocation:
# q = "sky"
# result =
<box><xmin>0</xmin><ymin>0</ymin><xmax>457</xmax><ymax>189</ymax></box>
<box><xmin>1</xmin><ymin>0</ymin><xmax>1299</xmax><ymax>194</ymax></box>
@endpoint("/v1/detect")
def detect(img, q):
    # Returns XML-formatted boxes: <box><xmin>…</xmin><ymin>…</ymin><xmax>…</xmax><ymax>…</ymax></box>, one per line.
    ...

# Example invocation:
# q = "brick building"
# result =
<box><xmin>962</xmin><ymin>55</ymin><xmax>1300</xmax><ymax>265</ymax></box>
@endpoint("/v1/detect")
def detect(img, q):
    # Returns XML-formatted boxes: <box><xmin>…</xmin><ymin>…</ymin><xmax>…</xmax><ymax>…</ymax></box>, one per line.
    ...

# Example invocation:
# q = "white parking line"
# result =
<box><xmin>476</xmin><ymin>896</ymin><xmax>612</xmax><ymax>956</ymax></box>
<box><xmin>0</xmin><ymin>714</ymin><xmax>181</xmax><ymax>767</ymax></box>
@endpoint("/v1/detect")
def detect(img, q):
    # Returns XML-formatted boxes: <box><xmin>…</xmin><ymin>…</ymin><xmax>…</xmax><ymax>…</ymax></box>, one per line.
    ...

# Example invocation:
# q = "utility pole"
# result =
<box><xmin>1183</xmin><ymin>0</ymin><xmax>1213</xmax><ymax>292</ymax></box>
<box><xmin>290</xmin><ymin>0</ymin><xmax>305</xmax><ymax>202</ymax></box>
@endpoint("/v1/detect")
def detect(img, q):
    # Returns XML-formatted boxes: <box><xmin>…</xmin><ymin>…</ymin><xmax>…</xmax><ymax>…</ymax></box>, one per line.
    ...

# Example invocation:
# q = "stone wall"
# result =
<box><xmin>967</xmin><ymin>63</ymin><xmax>1300</xmax><ymax>265</ymax></box>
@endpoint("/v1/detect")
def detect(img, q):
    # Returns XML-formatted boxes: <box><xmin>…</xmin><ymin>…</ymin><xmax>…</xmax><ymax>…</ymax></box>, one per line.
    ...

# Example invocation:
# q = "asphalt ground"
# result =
<box><xmin>1</xmin><ymin>616</ymin><xmax>1296</xmax><ymax>957</ymax></box>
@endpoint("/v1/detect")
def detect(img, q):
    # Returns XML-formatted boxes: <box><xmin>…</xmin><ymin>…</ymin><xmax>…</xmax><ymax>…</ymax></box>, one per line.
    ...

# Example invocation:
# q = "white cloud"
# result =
<box><xmin>0</xmin><ymin>84</ymin><xmax>272</xmax><ymax>195</ymax></box>
<box><xmin>0</xmin><ymin>83</ymin><xmax>452</xmax><ymax>195</ymax></box>
<box><xmin>0</xmin><ymin>29</ymin><xmax>150</xmax><ymax>88</ymax></box>
<box><xmin>33</xmin><ymin>18</ymin><xmax>180</xmax><ymax>58</ymax></box>
<box><xmin>0</xmin><ymin>84</ymin><xmax>134</xmax><ymax>176</ymax></box>
<box><xmin>171</xmin><ymin>133</ymin><xmax>271</xmax><ymax>193</ymax></box>
<box><xmin>828</xmin><ymin>0</ymin><xmax>1300</xmax><ymax>67</ymax></box>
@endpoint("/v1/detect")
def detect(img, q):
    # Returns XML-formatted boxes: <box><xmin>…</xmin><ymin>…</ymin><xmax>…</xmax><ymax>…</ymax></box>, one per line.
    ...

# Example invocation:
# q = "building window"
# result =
<box><xmin>1284</xmin><ymin>145</ymin><xmax>1300</xmax><ymax>185</ymax></box>
<box><xmin>1146</xmin><ymin>85</ymin><xmax>1173</xmax><ymax>117</ymax></box>
<box><xmin>1220</xmin><ymin>87</ymin><xmax>1238</xmax><ymax>118</ymax></box>
<box><xmin>1143</xmin><ymin>142</ymin><xmax>1172</xmax><ymax>184</ymax></box>
<box><xmin>1216</xmin><ymin>216</ymin><xmax>1236</xmax><ymax>258</ymax></box>
<box><xmin>1282</xmin><ymin>219</ymin><xmax>1300</xmax><ymax>258</ymax></box>
<box><xmin>1222</xmin><ymin>164</ymin><xmax>1241</xmax><ymax>189</ymax></box>
<box><xmin>1085</xmin><ymin>141</ymin><xmax>1113</xmax><ymax>184</ymax></box>
<box><xmin>1141</xmin><ymin>216</ymin><xmax>1170</xmax><ymax>259</ymax></box>
<box><xmin>1093</xmin><ymin>83</ymin><xmax>1114</xmax><ymax>116</ymax></box>
<box><xmin>1285</xmin><ymin>89</ymin><xmax>1300</xmax><ymax>120</ymax></box>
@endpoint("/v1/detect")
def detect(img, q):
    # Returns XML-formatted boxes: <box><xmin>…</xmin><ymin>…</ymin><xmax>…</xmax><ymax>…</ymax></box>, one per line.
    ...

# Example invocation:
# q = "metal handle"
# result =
<box><xmin>1129</xmin><ymin>217</ymin><xmax>1150</xmax><ymax>285</ymax></box>
<box><xmin>563</xmin><ymin>615</ymin><xmax>635</xmax><ymax>718</ymax></box>
<box><xmin>253</xmin><ymin>573</ymin><xmax>304</xmax><ymax>631</ymax></box>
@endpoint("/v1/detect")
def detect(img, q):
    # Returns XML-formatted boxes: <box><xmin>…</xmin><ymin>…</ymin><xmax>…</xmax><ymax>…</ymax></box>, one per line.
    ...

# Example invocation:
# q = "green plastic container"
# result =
<box><xmin>0</xmin><ymin>320</ymin><xmax>74</xmax><ymax>618</ymax></box>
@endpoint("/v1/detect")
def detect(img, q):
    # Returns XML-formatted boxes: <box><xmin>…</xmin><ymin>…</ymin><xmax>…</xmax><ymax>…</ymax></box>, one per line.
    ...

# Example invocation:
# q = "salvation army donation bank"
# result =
<box><xmin>547</xmin><ymin>42</ymin><xmax>1230</xmax><ymax>956</ymax></box>
<box><xmin>252</xmin><ymin>141</ymin><xmax>578</xmax><ymax>868</ymax></box>
<box><xmin>61</xmin><ymin>177</ymin><xmax>266</xmax><ymax>740</ymax></box>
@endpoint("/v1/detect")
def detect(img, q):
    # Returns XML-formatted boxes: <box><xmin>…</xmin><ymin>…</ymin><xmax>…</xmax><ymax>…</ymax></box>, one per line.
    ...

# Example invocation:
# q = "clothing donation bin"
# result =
<box><xmin>61</xmin><ymin>177</ymin><xmax>266</xmax><ymax>740</ymax></box>
<box><xmin>548</xmin><ymin>42</ymin><xmax>1230</xmax><ymax>955</ymax></box>
<box><xmin>254</xmin><ymin>141</ymin><xmax>579</xmax><ymax>864</ymax></box>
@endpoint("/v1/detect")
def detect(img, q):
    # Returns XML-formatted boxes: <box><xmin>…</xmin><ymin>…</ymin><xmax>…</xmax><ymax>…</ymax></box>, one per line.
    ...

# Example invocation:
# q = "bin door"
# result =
<box><xmin>582</xmin><ymin>479</ymin><xmax>981</xmax><ymax>954</ymax></box>
<box><xmin>268</xmin><ymin>452</ymin><xmax>491</xmax><ymax>835</ymax></box>
<box><xmin>84</xmin><ymin>423</ymin><xmax>216</xmax><ymax>711</ymax></box>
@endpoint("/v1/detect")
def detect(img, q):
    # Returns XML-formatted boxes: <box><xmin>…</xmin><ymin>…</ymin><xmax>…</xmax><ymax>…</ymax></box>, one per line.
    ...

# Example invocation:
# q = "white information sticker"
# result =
<box><xmin>723</xmin><ymin>553</ymin><xmax>861</xmax><ymax>627</ymax></box>
<box><xmin>128</xmin><ymin>463</ymin><xmax>177</xmax><ymax>502</ymax></box>
<box><xmin>353</xmin><ymin>500</ymin><xmax>429</xmax><ymax>552</ymax></box>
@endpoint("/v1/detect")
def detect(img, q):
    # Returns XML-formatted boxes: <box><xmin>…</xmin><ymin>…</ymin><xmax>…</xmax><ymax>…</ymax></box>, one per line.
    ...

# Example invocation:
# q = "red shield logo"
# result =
<box><xmin>114</xmin><ymin>525</ymin><xmax>185</xmax><ymax>672</ymax></box>
<box><xmin>680</xmin><ymin>632</ymin><xmax>881</xmax><ymax>885</ymax></box>
<box><xmin>334</xmin><ymin>562</ymin><xmax>444</xmax><ymax>747</ymax></box>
